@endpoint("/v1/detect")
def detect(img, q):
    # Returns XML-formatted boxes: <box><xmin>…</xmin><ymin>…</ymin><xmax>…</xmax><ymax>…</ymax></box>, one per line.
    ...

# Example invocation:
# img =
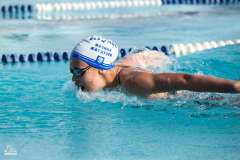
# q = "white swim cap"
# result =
<box><xmin>71</xmin><ymin>35</ymin><xmax>118</xmax><ymax>70</ymax></box>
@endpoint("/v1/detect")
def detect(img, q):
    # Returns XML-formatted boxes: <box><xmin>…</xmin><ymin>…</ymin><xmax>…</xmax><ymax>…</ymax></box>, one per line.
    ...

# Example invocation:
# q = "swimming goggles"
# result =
<box><xmin>70</xmin><ymin>66</ymin><xmax>91</xmax><ymax>77</ymax></box>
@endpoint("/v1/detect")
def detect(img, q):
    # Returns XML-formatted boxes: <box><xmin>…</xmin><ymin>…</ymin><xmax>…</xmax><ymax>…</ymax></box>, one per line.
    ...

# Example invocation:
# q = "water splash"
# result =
<box><xmin>63</xmin><ymin>80</ymin><xmax>145</xmax><ymax>106</ymax></box>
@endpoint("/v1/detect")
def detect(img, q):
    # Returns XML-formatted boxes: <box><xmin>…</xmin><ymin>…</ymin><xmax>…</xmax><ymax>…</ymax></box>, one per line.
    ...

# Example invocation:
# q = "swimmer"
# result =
<box><xmin>70</xmin><ymin>35</ymin><xmax>240</xmax><ymax>98</ymax></box>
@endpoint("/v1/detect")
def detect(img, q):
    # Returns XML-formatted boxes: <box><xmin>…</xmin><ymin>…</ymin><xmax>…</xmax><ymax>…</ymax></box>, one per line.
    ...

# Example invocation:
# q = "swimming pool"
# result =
<box><xmin>0</xmin><ymin>1</ymin><xmax>240</xmax><ymax>160</ymax></box>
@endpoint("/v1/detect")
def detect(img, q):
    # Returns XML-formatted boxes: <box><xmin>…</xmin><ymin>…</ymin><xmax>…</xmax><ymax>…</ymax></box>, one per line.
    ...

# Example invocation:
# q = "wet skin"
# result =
<box><xmin>70</xmin><ymin>60</ymin><xmax>106</xmax><ymax>91</ymax></box>
<box><xmin>70</xmin><ymin>52</ymin><xmax>240</xmax><ymax>97</ymax></box>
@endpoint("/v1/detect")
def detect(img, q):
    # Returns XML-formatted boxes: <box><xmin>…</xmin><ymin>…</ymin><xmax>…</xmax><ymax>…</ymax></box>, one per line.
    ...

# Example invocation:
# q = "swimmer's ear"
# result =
<box><xmin>98</xmin><ymin>70</ymin><xmax>108</xmax><ymax>82</ymax></box>
<box><xmin>98</xmin><ymin>69</ymin><xmax>105</xmax><ymax>75</ymax></box>
<box><xmin>98</xmin><ymin>70</ymin><xmax>110</xmax><ymax>77</ymax></box>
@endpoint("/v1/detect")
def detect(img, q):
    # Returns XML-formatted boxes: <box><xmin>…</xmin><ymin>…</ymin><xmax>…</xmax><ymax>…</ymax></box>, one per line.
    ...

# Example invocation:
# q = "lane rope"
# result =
<box><xmin>168</xmin><ymin>39</ymin><xmax>240</xmax><ymax>57</ymax></box>
<box><xmin>1</xmin><ymin>0</ymin><xmax>240</xmax><ymax>20</ymax></box>
<box><xmin>1</xmin><ymin>39</ymin><xmax>239</xmax><ymax>64</ymax></box>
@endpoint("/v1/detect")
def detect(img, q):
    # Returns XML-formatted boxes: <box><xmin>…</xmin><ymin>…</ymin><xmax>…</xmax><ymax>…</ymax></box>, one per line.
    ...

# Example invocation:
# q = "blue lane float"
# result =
<box><xmin>62</xmin><ymin>52</ymin><xmax>69</xmax><ymax>61</ymax></box>
<box><xmin>1</xmin><ymin>4</ymin><xmax>33</xmax><ymax>19</ymax></box>
<box><xmin>19</xmin><ymin>54</ymin><xmax>25</xmax><ymax>63</ymax></box>
<box><xmin>160</xmin><ymin>46</ymin><xmax>169</xmax><ymax>55</ymax></box>
<box><xmin>10</xmin><ymin>54</ymin><xmax>17</xmax><ymax>63</ymax></box>
<box><xmin>53</xmin><ymin>52</ymin><xmax>60</xmax><ymax>61</ymax></box>
<box><xmin>44</xmin><ymin>52</ymin><xmax>51</xmax><ymax>61</ymax></box>
<box><xmin>128</xmin><ymin>48</ymin><xmax>132</xmax><ymax>53</ymax></box>
<box><xmin>152</xmin><ymin>46</ymin><xmax>159</xmax><ymax>51</ymax></box>
<box><xmin>120</xmin><ymin>48</ymin><xmax>127</xmax><ymax>58</ymax></box>
<box><xmin>1</xmin><ymin>55</ymin><xmax>8</xmax><ymax>64</ymax></box>
<box><xmin>28</xmin><ymin>54</ymin><xmax>35</xmax><ymax>62</ymax></box>
<box><xmin>145</xmin><ymin>46</ymin><xmax>152</xmax><ymax>50</ymax></box>
<box><xmin>37</xmin><ymin>52</ymin><xmax>43</xmax><ymax>62</ymax></box>
<box><xmin>0</xmin><ymin>51</ymin><xmax>70</xmax><ymax>64</ymax></box>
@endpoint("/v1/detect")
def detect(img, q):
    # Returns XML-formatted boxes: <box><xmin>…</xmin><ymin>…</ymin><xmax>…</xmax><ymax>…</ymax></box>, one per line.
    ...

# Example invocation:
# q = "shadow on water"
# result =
<box><xmin>3</xmin><ymin>33</ymin><xmax>29</xmax><ymax>41</ymax></box>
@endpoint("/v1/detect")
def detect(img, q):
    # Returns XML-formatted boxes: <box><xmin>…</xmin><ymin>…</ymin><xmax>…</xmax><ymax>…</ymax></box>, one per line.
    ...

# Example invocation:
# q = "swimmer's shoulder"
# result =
<box><xmin>116</xmin><ymin>64</ymin><xmax>146</xmax><ymax>73</ymax></box>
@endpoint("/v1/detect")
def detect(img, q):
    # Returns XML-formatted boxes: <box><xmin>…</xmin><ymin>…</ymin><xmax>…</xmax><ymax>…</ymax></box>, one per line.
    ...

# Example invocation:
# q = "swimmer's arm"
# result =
<box><xmin>152</xmin><ymin>73</ymin><xmax>240</xmax><ymax>93</ymax></box>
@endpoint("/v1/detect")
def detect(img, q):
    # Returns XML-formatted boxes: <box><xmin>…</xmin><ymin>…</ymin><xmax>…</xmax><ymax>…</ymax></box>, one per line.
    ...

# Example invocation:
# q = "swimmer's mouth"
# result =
<box><xmin>81</xmin><ymin>86</ymin><xmax>86</xmax><ymax>91</ymax></box>
<box><xmin>73</xmin><ymin>82</ymin><xmax>85</xmax><ymax>91</ymax></box>
<box><xmin>73</xmin><ymin>81</ymin><xmax>88</xmax><ymax>91</ymax></box>
<box><xmin>77</xmin><ymin>85</ymin><xmax>86</xmax><ymax>91</ymax></box>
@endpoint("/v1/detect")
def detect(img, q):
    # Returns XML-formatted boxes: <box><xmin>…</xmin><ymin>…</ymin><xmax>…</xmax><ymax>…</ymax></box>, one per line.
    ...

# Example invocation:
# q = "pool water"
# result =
<box><xmin>0</xmin><ymin>3</ymin><xmax>240</xmax><ymax>160</ymax></box>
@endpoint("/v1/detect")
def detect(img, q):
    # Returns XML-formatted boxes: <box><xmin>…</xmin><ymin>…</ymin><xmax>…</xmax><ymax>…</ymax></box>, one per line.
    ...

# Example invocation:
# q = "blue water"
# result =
<box><xmin>0</xmin><ymin>3</ymin><xmax>240</xmax><ymax>160</ymax></box>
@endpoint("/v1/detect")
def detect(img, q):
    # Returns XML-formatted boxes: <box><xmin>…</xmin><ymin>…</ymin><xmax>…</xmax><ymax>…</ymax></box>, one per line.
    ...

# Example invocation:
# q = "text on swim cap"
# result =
<box><xmin>95</xmin><ymin>43</ymin><xmax>112</xmax><ymax>52</ymax></box>
<box><xmin>90</xmin><ymin>46</ymin><xmax>112</xmax><ymax>57</ymax></box>
<box><xmin>89</xmin><ymin>36</ymin><xmax>118</xmax><ymax>48</ymax></box>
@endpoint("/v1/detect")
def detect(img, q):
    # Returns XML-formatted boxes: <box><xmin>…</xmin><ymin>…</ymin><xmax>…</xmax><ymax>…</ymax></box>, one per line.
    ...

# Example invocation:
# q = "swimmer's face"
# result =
<box><xmin>70</xmin><ymin>59</ymin><xmax>105</xmax><ymax>91</ymax></box>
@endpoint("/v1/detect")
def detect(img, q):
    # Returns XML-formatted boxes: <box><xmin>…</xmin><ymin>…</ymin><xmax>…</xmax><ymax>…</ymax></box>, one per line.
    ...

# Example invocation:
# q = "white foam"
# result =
<box><xmin>62</xmin><ymin>80</ymin><xmax>77</xmax><ymax>93</ymax></box>
<box><xmin>77</xmin><ymin>88</ymin><xmax>145</xmax><ymax>106</ymax></box>
<box><xmin>62</xmin><ymin>80</ymin><xmax>143</xmax><ymax>106</ymax></box>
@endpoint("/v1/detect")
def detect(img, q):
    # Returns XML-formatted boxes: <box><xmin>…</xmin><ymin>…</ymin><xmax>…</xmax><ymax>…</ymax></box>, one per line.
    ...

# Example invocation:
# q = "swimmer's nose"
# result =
<box><xmin>72</xmin><ymin>76</ymin><xmax>79</xmax><ymax>85</ymax></box>
<box><xmin>72</xmin><ymin>76</ymin><xmax>83</xmax><ymax>87</ymax></box>
<box><xmin>72</xmin><ymin>75</ymin><xmax>76</xmax><ymax>82</ymax></box>
<box><xmin>72</xmin><ymin>75</ymin><xmax>80</xmax><ymax>82</ymax></box>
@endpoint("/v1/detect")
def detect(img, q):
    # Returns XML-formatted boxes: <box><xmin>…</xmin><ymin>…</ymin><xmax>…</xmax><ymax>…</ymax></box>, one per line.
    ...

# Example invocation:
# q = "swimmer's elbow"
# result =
<box><xmin>182</xmin><ymin>74</ymin><xmax>193</xmax><ymax>84</ymax></box>
<box><xmin>180</xmin><ymin>74</ymin><xmax>196</xmax><ymax>90</ymax></box>
<box><xmin>163</xmin><ymin>74</ymin><xmax>194</xmax><ymax>91</ymax></box>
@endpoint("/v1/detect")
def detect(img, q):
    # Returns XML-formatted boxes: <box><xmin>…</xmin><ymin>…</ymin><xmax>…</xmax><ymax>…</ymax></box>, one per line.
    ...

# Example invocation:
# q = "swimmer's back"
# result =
<box><xmin>117</xmin><ymin>50</ymin><xmax>171</xmax><ymax>69</ymax></box>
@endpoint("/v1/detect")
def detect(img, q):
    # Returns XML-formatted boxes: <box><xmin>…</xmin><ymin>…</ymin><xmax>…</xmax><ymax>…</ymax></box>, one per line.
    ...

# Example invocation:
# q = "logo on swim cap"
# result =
<box><xmin>71</xmin><ymin>35</ymin><xmax>118</xmax><ymax>70</ymax></box>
